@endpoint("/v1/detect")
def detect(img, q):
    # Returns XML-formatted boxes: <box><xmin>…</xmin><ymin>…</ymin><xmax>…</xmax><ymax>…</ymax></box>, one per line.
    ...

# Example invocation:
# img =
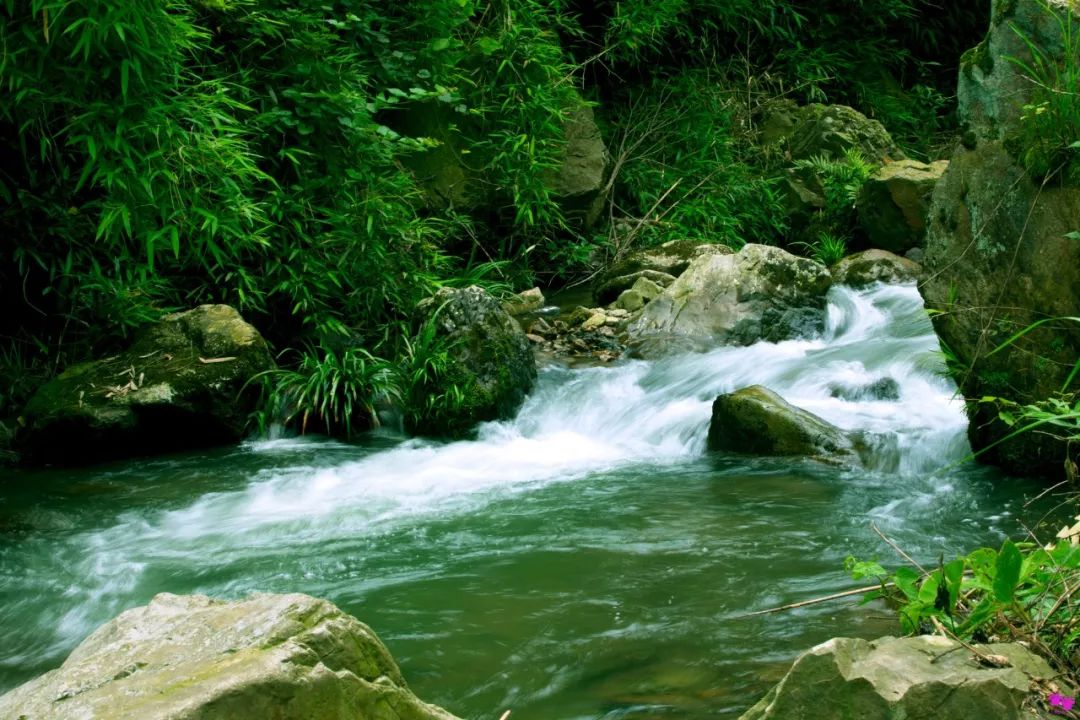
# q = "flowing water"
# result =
<box><xmin>0</xmin><ymin>284</ymin><xmax>1051</xmax><ymax>718</ymax></box>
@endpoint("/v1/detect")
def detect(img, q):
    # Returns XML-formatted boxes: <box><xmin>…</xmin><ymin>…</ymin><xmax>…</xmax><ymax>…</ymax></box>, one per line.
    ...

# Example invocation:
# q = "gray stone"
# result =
<box><xmin>740</xmin><ymin>635</ymin><xmax>1056</xmax><ymax>720</ymax></box>
<box><xmin>857</xmin><ymin>159</ymin><xmax>949</xmax><ymax>253</ymax></box>
<box><xmin>0</xmin><ymin>592</ymin><xmax>461</xmax><ymax>720</ymax></box>
<box><xmin>546</xmin><ymin>104</ymin><xmax>608</xmax><ymax>225</ymax></box>
<box><xmin>19</xmin><ymin>305</ymin><xmax>274</xmax><ymax>465</ymax></box>
<box><xmin>502</xmin><ymin>287</ymin><xmax>545</xmax><ymax>317</ymax></box>
<box><xmin>628</xmin><ymin>244</ymin><xmax>833</xmax><ymax>356</ymax></box>
<box><xmin>832</xmin><ymin>249</ymin><xmax>922</xmax><ymax>286</ymax></box>
<box><xmin>708</xmin><ymin>385</ymin><xmax>859</xmax><ymax>464</ymax></box>
<box><xmin>413</xmin><ymin>286</ymin><xmax>536</xmax><ymax>435</ymax></box>
<box><xmin>594</xmin><ymin>240</ymin><xmax>729</xmax><ymax>305</ymax></box>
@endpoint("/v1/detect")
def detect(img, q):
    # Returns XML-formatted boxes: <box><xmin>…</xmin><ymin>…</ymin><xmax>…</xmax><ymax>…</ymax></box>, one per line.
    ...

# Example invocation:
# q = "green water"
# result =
<box><xmin>0</xmin><ymin>285</ymin><xmax>1054</xmax><ymax>717</ymax></box>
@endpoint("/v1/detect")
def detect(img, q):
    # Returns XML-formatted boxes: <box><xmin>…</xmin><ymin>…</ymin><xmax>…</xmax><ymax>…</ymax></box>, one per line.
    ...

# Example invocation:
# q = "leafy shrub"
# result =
<box><xmin>1006</xmin><ymin>0</ymin><xmax>1080</xmax><ymax>182</ymax></box>
<box><xmin>848</xmin><ymin>536</ymin><xmax>1080</xmax><ymax>670</ymax></box>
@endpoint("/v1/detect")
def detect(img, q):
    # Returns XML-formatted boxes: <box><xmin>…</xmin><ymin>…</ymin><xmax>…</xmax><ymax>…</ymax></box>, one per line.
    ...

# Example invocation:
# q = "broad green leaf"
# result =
<box><xmin>993</xmin><ymin>539</ymin><xmax>1022</xmax><ymax>603</ymax></box>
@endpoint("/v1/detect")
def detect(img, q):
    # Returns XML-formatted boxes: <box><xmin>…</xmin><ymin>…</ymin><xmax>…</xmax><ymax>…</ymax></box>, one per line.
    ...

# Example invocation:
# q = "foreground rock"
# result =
<box><xmin>708</xmin><ymin>386</ymin><xmax>859</xmax><ymax>464</ymax></box>
<box><xmin>628</xmin><ymin>245</ymin><xmax>832</xmax><ymax>357</ymax></box>
<box><xmin>740</xmin><ymin>635</ymin><xmax>1056</xmax><ymax>720</ymax></box>
<box><xmin>19</xmin><ymin>305</ymin><xmax>273</xmax><ymax>465</ymax></box>
<box><xmin>0</xmin><ymin>593</ymin><xmax>461</xmax><ymax>720</ymax></box>
<box><xmin>921</xmin><ymin>0</ymin><xmax>1080</xmax><ymax>477</ymax></box>
<box><xmin>832</xmin><ymin>250</ymin><xmax>921</xmax><ymax>286</ymax></box>
<box><xmin>856</xmin><ymin>159</ymin><xmax>949</xmax><ymax>253</ymax></box>
<box><xmin>594</xmin><ymin>239</ymin><xmax>729</xmax><ymax>305</ymax></box>
<box><xmin>414</xmin><ymin>286</ymin><xmax>536</xmax><ymax>434</ymax></box>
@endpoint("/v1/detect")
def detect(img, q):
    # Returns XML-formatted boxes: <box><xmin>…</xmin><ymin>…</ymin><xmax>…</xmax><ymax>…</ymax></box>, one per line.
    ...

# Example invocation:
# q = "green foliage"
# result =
<box><xmin>791</xmin><ymin>148</ymin><xmax>874</xmax><ymax>248</ymax></box>
<box><xmin>849</xmin><ymin>537</ymin><xmax>1080</xmax><ymax>668</ymax></box>
<box><xmin>603</xmin><ymin>70</ymin><xmax>788</xmax><ymax>259</ymax></box>
<box><xmin>795</xmin><ymin>232</ymin><xmax>848</xmax><ymax>267</ymax></box>
<box><xmin>399</xmin><ymin>315</ymin><xmax>468</xmax><ymax>434</ymax></box>
<box><xmin>1006</xmin><ymin>0</ymin><xmax>1080</xmax><ymax>182</ymax></box>
<box><xmin>258</xmin><ymin>347</ymin><xmax>399</xmax><ymax>438</ymax></box>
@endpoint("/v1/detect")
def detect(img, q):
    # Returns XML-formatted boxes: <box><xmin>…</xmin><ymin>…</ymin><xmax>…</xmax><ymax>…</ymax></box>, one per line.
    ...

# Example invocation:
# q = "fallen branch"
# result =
<box><xmin>734</xmin><ymin>583</ymin><xmax>891</xmax><ymax>619</ymax></box>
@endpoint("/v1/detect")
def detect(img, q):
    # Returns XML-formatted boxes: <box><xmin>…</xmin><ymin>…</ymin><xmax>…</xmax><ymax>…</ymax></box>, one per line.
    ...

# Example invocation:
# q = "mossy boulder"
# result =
<box><xmin>707</xmin><ymin>385</ymin><xmax>859</xmax><ymax>464</ymax></box>
<box><xmin>959</xmin><ymin>0</ymin><xmax>1079</xmax><ymax>143</ymax></box>
<box><xmin>923</xmin><ymin>0</ymin><xmax>1080</xmax><ymax>477</ymax></box>
<box><xmin>740</xmin><ymin>635</ymin><xmax>1056</xmax><ymax>720</ymax></box>
<box><xmin>832</xmin><ymin>250</ymin><xmax>922</xmax><ymax>287</ymax></box>
<box><xmin>18</xmin><ymin>305</ymin><xmax>273</xmax><ymax>466</ymax></box>
<box><xmin>0</xmin><ymin>592</ymin><xmax>461</xmax><ymax>720</ymax></box>
<box><xmin>594</xmin><ymin>239</ymin><xmax>729</xmax><ymax>305</ymax></box>
<box><xmin>856</xmin><ymin>159</ymin><xmax>949</xmax><ymax>253</ymax></box>
<box><xmin>627</xmin><ymin>244</ymin><xmax>833</xmax><ymax>356</ymax></box>
<box><xmin>414</xmin><ymin>286</ymin><xmax>536</xmax><ymax>435</ymax></box>
<box><xmin>768</xmin><ymin>104</ymin><xmax>905</xmax><ymax>163</ymax></box>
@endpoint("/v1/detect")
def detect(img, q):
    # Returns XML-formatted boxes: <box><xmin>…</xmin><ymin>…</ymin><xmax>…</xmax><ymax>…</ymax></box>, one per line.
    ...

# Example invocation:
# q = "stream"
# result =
<box><xmin>0</xmin><ymin>283</ymin><xmax>1050</xmax><ymax>718</ymax></box>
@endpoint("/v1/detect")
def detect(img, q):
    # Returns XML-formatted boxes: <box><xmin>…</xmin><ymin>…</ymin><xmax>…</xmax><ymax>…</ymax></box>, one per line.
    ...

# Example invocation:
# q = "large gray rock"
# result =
<box><xmin>18</xmin><ymin>305</ymin><xmax>274</xmax><ymax>465</ymax></box>
<box><xmin>767</xmin><ymin>104</ymin><xmax>905</xmax><ymax>164</ymax></box>
<box><xmin>857</xmin><ymin>159</ymin><xmax>949</xmax><ymax>253</ymax></box>
<box><xmin>413</xmin><ymin>286</ymin><xmax>536</xmax><ymax>435</ymax></box>
<box><xmin>0</xmin><ymin>593</ymin><xmax>461</xmax><ymax>720</ymax></box>
<box><xmin>546</xmin><ymin>104</ymin><xmax>608</xmax><ymax>225</ymax></box>
<box><xmin>628</xmin><ymin>244</ymin><xmax>833</xmax><ymax>355</ymax></box>
<box><xmin>832</xmin><ymin>249</ymin><xmax>922</xmax><ymax>287</ymax></box>
<box><xmin>922</xmin><ymin>0</ymin><xmax>1080</xmax><ymax>477</ymax></box>
<box><xmin>740</xmin><ymin>635</ymin><xmax>1056</xmax><ymax>720</ymax></box>
<box><xmin>594</xmin><ymin>239</ymin><xmax>730</xmax><ymax>305</ymax></box>
<box><xmin>707</xmin><ymin>385</ymin><xmax>859</xmax><ymax>464</ymax></box>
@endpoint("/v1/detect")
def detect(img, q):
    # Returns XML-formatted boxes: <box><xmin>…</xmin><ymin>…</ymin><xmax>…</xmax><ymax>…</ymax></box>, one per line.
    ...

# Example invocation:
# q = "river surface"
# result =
<box><xmin>0</xmin><ymin>284</ymin><xmax>1050</xmax><ymax>718</ymax></box>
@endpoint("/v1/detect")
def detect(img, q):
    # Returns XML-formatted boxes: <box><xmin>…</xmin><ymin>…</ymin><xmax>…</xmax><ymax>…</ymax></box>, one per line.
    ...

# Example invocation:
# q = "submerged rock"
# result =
<box><xmin>19</xmin><ymin>305</ymin><xmax>273</xmax><ymax>466</ymax></box>
<box><xmin>829</xmin><ymin>377</ymin><xmax>901</xmax><ymax>402</ymax></box>
<box><xmin>708</xmin><ymin>385</ymin><xmax>859</xmax><ymax>464</ymax></box>
<box><xmin>628</xmin><ymin>244</ymin><xmax>833</xmax><ymax>357</ymax></box>
<box><xmin>856</xmin><ymin>159</ymin><xmax>949</xmax><ymax>253</ymax></box>
<box><xmin>739</xmin><ymin>635</ymin><xmax>1056</xmax><ymax>720</ymax></box>
<box><xmin>922</xmin><ymin>0</ymin><xmax>1080</xmax><ymax>477</ymax></box>
<box><xmin>832</xmin><ymin>250</ymin><xmax>921</xmax><ymax>286</ymax></box>
<box><xmin>413</xmin><ymin>286</ymin><xmax>536</xmax><ymax>434</ymax></box>
<box><xmin>0</xmin><ymin>592</ymin><xmax>461</xmax><ymax>720</ymax></box>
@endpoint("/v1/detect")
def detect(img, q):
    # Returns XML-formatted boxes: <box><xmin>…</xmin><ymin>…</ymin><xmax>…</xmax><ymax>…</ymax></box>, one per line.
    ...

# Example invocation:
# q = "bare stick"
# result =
<box><xmin>734</xmin><ymin>583</ymin><xmax>890</xmax><ymax>619</ymax></box>
<box><xmin>872</xmin><ymin>522</ymin><xmax>929</xmax><ymax>575</ymax></box>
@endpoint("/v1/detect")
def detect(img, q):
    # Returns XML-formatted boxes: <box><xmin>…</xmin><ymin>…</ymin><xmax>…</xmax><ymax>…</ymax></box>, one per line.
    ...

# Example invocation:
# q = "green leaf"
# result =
<box><xmin>993</xmin><ymin>539</ymin><xmax>1023</xmax><ymax>603</ymax></box>
<box><xmin>1065</xmin><ymin>231</ymin><xmax>1080</xmax><ymax>241</ymax></box>
<box><xmin>893</xmin><ymin>567</ymin><xmax>920</xmax><ymax>601</ymax></box>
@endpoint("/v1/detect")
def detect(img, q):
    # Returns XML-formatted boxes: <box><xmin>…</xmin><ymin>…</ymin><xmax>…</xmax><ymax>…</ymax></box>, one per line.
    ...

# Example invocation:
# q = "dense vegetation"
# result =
<box><xmin>0</xmin><ymin>0</ymin><xmax>989</xmax><ymax>432</ymax></box>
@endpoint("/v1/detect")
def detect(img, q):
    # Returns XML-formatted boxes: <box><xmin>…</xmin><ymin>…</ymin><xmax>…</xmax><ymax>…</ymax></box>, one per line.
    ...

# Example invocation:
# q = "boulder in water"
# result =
<box><xmin>829</xmin><ymin>377</ymin><xmax>901</xmax><ymax>402</ymax></box>
<box><xmin>413</xmin><ymin>286</ymin><xmax>536</xmax><ymax>435</ymax></box>
<box><xmin>832</xmin><ymin>250</ymin><xmax>921</xmax><ymax>287</ymax></box>
<box><xmin>18</xmin><ymin>305</ymin><xmax>273</xmax><ymax>466</ymax></box>
<box><xmin>739</xmin><ymin>635</ymin><xmax>1056</xmax><ymax>720</ymax></box>
<box><xmin>708</xmin><ymin>385</ymin><xmax>859</xmax><ymax>464</ymax></box>
<box><xmin>628</xmin><ymin>244</ymin><xmax>833</xmax><ymax>356</ymax></box>
<box><xmin>0</xmin><ymin>592</ymin><xmax>461</xmax><ymax>720</ymax></box>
